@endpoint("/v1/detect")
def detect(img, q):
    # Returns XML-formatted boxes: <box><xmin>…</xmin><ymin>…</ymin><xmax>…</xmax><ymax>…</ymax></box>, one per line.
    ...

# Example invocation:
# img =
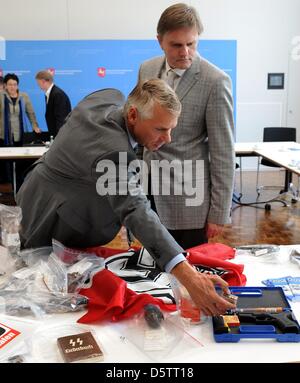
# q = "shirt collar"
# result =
<box><xmin>128</xmin><ymin>130</ymin><xmax>138</xmax><ymax>151</ymax></box>
<box><xmin>45</xmin><ymin>83</ymin><xmax>54</xmax><ymax>98</ymax></box>
<box><xmin>125</xmin><ymin>120</ymin><xmax>138</xmax><ymax>151</ymax></box>
<box><xmin>165</xmin><ymin>60</ymin><xmax>186</xmax><ymax>77</ymax></box>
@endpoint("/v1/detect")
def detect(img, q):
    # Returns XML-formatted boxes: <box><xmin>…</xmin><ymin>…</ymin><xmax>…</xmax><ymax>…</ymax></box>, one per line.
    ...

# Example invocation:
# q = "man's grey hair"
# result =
<box><xmin>124</xmin><ymin>78</ymin><xmax>181</xmax><ymax>120</ymax></box>
<box><xmin>157</xmin><ymin>3</ymin><xmax>204</xmax><ymax>37</ymax></box>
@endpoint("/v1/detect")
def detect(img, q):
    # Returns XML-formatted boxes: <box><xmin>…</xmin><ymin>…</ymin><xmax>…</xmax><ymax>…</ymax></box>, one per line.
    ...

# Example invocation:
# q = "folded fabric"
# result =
<box><xmin>187</xmin><ymin>242</ymin><xmax>236</xmax><ymax>260</ymax></box>
<box><xmin>77</xmin><ymin>268</ymin><xmax>176</xmax><ymax>324</ymax></box>
<box><xmin>76</xmin><ymin>242</ymin><xmax>247</xmax><ymax>324</ymax></box>
<box><xmin>186</xmin><ymin>243</ymin><xmax>246</xmax><ymax>286</ymax></box>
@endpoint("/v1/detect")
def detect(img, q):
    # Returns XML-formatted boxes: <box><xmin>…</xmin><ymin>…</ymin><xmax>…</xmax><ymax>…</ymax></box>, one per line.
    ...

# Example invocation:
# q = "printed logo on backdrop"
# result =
<box><xmin>0</xmin><ymin>36</ymin><xmax>5</xmax><ymax>60</ymax></box>
<box><xmin>97</xmin><ymin>67</ymin><xmax>106</xmax><ymax>77</ymax></box>
<box><xmin>48</xmin><ymin>68</ymin><xmax>55</xmax><ymax>76</ymax></box>
<box><xmin>0</xmin><ymin>69</ymin><xmax>30</xmax><ymax>77</ymax></box>
<box><xmin>97</xmin><ymin>67</ymin><xmax>134</xmax><ymax>77</ymax></box>
<box><xmin>51</xmin><ymin>69</ymin><xmax>82</xmax><ymax>76</ymax></box>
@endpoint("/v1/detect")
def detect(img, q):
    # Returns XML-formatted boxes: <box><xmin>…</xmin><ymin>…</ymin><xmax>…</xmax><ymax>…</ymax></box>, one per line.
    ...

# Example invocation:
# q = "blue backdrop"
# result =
<box><xmin>0</xmin><ymin>40</ymin><xmax>236</xmax><ymax>131</ymax></box>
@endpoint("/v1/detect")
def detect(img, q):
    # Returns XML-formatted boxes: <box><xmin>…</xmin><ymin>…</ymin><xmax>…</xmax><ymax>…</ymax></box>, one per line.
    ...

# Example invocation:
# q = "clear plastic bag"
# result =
<box><xmin>27</xmin><ymin>323</ymin><xmax>104</xmax><ymax>363</ymax></box>
<box><xmin>0</xmin><ymin>256</ymin><xmax>88</xmax><ymax>318</ymax></box>
<box><xmin>42</xmin><ymin>253</ymin><xmax>68</xmax><ymax>293</ymax></box>
<box><xmin>236</xmin><ymin>244</ymin><xmax>283</xmax><ymax>263</ymax></box>
<box><xmin>290</xmin><ymin>248</ymin><xmax>300</xmax><ymax>268</ymax></box>
<box><xmin>0</xmin><ymin>245</ymin><xmax>17</xmax><ymax>288</ymax></box>
<box><xmin>0</xmin><ymin>240</ymin><xmax>104</xmax><ymax>319</ymax></box>
<box><xmin>0</xmin><ymin>204</ymin><xmax>22</xmax><ymax>258</ymax></box>
<box><xmin>120</xmin><ymin>304</ymin><xmax>203</xmax><ymax>362</ymax></box>
<box><xmin>51</xmin><ymin>239</ymin><xmax>105</xmax><ymax>293</ymax></box>
<box><xmin>169</xmin><ymin>275</ymin><xmax>207</xmax><ymax>325</ymax></box>
<box><xmin>0</xmin><ymin>314</ymin><xmax>39</xmax><ymax>363</ymax></box>
<box><xmin>0</xmin><ymin>290</ymin><xmax>88</xmax><ymax>318</ymax></box>
<box><xmin>52</xmin><ymin>239</ymin><xmax>93</xmax><ymax>265</ymax></box>
<box><xmin>20</xmin><ymin>246</ymin><xmax>52</xmax><ymax>267</ymax></box>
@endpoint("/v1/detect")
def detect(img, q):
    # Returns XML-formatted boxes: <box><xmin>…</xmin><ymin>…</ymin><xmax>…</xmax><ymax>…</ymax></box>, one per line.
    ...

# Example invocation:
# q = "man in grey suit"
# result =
<box><xmin>16</xmin><ymin>79</ymin><xmax>235</xmax><ymax>316</ymax></box>
<box><xmin>138</xmin><ymin>3</ymin><xmax>235</xmax><ymax>249</ymax></box>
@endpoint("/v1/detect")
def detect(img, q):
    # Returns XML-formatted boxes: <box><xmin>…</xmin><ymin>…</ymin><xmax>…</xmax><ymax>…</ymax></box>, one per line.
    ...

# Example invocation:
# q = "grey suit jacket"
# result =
<box><xmin>16</xmin><ymin>89</ymin><xmax>183</xmax><ymax>270</ymax></box>
<box><xmin>139</xmin><ymin>54</ymin><xmax>235</xmax><ymax>230</ymax></box>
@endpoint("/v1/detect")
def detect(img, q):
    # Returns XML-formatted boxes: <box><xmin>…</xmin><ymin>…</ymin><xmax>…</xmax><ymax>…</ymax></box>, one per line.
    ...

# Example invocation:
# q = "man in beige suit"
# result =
<box><xmin>138</xmin><ymin>3</ymin><xmax>235</xmax><ymax>249</ymax></box>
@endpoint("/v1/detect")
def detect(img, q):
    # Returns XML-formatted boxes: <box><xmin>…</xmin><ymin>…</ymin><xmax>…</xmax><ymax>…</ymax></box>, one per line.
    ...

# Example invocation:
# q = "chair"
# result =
<box><xmin>256</xmin><ymin>127</ymin><xmax>297</xmax><ymax>195</ymax></box>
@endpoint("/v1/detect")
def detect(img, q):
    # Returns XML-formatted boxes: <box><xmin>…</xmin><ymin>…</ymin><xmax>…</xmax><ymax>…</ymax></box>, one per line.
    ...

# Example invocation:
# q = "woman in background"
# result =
<box><xmin>0</xmin><ymin>73</ymin><xmax>40</xmax><ymax>145</ymax></box>
<box><xmin>0</xmin><ymin>73</ymin><xmax>41</xmax><ymax>188</ymax></box>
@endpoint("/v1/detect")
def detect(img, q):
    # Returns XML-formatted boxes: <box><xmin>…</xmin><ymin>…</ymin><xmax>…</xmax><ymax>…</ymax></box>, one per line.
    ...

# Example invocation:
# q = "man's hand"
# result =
<box><xmin>206</xmin><ymin>223</ymin><xmax>224</xmax><ymax>239</ymax></box>
<box><xmin>34</xmin><ymin>127</ymin><xmax>42</xmax><ymax>134</ymax></box>
<box><xmin>171</xmin><ymin>261</ymin><xmax>236</xmax><ymax>316</ymax></box>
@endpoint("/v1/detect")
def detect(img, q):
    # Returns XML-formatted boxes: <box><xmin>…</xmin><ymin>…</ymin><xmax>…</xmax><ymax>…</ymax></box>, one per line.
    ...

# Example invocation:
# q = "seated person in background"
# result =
<box><xmin>17</xmin><ymin>79</ymin><xmax>235</xmax><ymax>316</ymax></box>
<box><xmin>0</xmin><ymin>73</ymin><xmax>41</xmax><ymax>187</ymax></box>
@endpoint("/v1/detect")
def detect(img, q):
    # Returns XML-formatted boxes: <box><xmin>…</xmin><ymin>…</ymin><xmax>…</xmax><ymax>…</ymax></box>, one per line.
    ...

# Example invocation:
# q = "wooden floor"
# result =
<box><xmin>1</xmin><ymin>168</ymin><xmax>300</xmax><ymax>249</ymax></box>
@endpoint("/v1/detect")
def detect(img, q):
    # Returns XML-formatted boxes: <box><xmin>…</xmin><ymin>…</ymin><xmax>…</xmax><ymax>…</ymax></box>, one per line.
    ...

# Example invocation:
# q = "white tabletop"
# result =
<box><xmin>235</xmin><ymin>141</ymin><xmax>300</xmax><ymax>155</ymax></box>
<box><xmin>0</xmin><ymin>146</ymin><xmax>48</xmax><ymax>159</ymax></box>
<box><xmin>2</xmin><ymin>245</ymin><xmax>299</xmax><ymax>364</ymax></box>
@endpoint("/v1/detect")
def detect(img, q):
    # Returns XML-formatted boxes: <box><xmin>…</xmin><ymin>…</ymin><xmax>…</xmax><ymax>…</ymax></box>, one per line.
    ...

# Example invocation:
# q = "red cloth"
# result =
<box><xmin>77</xmin><ymin>242</ymin><xmax>246</xmax><ymax>324</ymax></box>
<box><xmin>83</xmin><ymin>245</ymin><xmax>131</xmax><ymax>259</ymax></box>
<box><xmin>186</xmin><ymin>243</ymin><xmax>246</xmax><ymax>286</ymax></box>
<box><xmin>78</xmin><ymin>269</ymin><xmax>176</xmax><ymax>324</ymax></box>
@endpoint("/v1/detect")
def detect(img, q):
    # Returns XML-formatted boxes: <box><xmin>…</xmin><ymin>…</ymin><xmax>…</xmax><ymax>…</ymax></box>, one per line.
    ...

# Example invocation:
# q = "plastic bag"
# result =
<box><xmin>52</xmin><ymin>239</ymin><xmax>93</xmax><ymax>265</ymax></box>
<box><xmin>0</xmin><ymin>290</ymin><xmax>88</xmax><ymax>318</ymax></box>
<box><xmin>0</xmin><ymin>315</ymin><xmax>39</xmax><ymax>363</ymax></box>
<box><xmin>169</xmin><ymin>275</ymin><xmax>207</xmax><ymax>325</ymax></box>
<box><xmin>51</xmin><ymin>239</ymin><xmax>105</xmax><ymax>293</ymax></box>
<box><xmin>290</xmin><ymin>248</ymin><xmax>300</xmax><ymax>267</ymax></box>
<box><xmin>0</xmin><ymin>204</ymin><xmax>22</xmax><ymax>258</ymax></box>
<box><xmin>236</xmin><ymin>244</ymin><xmax>284</xmax><ymax>263</ymax></box>
<box><xmin>42</xmin><ymin>253</ymin><xmax>68</xmax><ymax>293</ymax></box>
<box><xmin>0</xmin><ymin>246</ymin><xmax>17</xmax><ymax>288</ymax></box>
<box><xmin>20</xmin><ymin>246</ymin><xmax>52</xmax><ymax>267</ymax></box>
<box><xmin>0</xmin><ymin>240</ymin><xmax>104</xmax><ymax>318</ymax></box>
<box><xmin>27</xmin><ymin>323</ymin><xmax>104</xmax><ymax>363</ymax></box>
<box><xmin>119</xmin><ymin>304</ymin><xmax>203</xmax><ymax>362</ymax></box>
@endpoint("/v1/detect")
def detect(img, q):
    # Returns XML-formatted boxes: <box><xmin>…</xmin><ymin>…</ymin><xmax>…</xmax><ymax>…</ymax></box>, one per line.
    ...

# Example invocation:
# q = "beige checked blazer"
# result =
<box><xmin>138</xmin><ymin>54</ymin><xmax>235</xmax><ymax>230</ymax></box>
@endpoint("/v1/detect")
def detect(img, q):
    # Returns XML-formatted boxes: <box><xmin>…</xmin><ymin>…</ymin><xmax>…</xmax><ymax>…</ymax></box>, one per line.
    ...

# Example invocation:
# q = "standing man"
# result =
<box><xmin>35</xmin><ymin>70</ymin><xmax>71</xmax><ymax>137</ymax></box>
<box><xmin>138</xmin><ymin>3</ymin><xmax>235</xmax><ymax>250</ymax></box>
<box><xmin>17</xmin><ymin>79</ymin><xmax>235</xmax><ymax>316</ymax></box>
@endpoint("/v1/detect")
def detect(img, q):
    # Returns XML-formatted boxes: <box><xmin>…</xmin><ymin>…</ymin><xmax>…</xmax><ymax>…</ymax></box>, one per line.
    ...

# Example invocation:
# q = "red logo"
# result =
<box><xmin>97</xmin><ymin>67</ymin><xmax>106</xmax><ymax>77</ymax></box>
<box><xmin>47</xmin><ymin>68</ymin><xmax>55</xmax><ymax>76</ymax></box>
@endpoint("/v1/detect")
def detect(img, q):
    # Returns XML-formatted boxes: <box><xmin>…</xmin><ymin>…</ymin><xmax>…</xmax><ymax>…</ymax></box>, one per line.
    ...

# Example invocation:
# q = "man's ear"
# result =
<box><xmin>127</xmin><ymin>106</ymin><xmax>138</xmax><ymax>125</ymax></box>
<box><xmin>157</xmin><ymin>34</ymin><xmax>163</xmax><ymax>49</ymax></box>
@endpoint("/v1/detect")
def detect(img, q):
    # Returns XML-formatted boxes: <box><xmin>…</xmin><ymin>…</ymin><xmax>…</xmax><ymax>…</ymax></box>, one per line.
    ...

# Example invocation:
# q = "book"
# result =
<box><xmin>57</xmin><ymin>331</ymin><xmax>103</xmax><ymax>363</ymax></box>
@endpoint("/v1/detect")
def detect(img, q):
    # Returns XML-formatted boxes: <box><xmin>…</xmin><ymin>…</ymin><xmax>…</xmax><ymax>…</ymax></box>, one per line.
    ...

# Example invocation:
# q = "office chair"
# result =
<box><xmin>256</xmin><ymin>127</ymin><xmax>296</xmax><ymax>195</ymax></box>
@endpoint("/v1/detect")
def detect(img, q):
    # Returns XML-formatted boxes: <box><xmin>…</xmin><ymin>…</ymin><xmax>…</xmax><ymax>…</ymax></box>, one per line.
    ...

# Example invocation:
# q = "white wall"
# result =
<box><xmin>0</xmin><ymin>0</ymin><xmax>299</xmax><ymax>169</ymax></box>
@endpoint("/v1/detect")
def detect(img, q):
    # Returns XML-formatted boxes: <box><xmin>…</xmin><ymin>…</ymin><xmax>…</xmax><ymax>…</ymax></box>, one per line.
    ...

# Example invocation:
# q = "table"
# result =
<box><xmin>2</xmin><ymin>245</ymin><xmax>300</xmax><ymax>364</ymax></box>
<box><xmin>1</xmin><ymin>142</ymin><xmax>300</xmax><ymax>200</ymax></box>
<box><xmin>0</xmin><ymin>146</ymin><xmax>48</xmax><ymax>198</ymax></box>
<box><xmin>235</xmin><ymin>142</ymin><xmax>300</xmax><ymax>196</ymax></box>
